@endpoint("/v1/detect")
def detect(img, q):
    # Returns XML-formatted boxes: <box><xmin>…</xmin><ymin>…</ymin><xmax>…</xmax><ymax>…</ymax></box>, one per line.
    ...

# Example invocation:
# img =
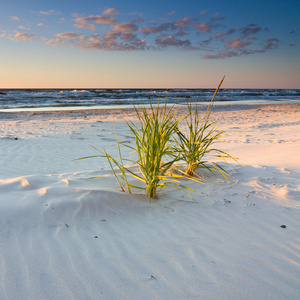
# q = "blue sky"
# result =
<box><xmin>1</xmin><ymin>0</ymin><xmax>299</xmax><ymax>88</ymax></box>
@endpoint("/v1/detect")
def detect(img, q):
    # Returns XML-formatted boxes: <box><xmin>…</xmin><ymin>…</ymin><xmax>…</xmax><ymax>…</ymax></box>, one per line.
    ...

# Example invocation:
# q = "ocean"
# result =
<box><xmin>0</xmin><ymin>88</ymin><xmax>299</xmax><ymax>111</ymax></box>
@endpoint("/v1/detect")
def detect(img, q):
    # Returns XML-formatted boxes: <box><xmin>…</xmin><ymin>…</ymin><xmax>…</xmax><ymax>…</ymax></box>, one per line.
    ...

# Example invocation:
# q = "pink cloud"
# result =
<box><xmin>172</xmin><ymin>17</ymin><xmax>192</xmax><ymax>29</ymax></box>
<box><xmin>82</xmin><ymin>35</ymin><xmax>146</xmax><ymax>51</ymax></box>
<box><xmin>103</xmin><ymin>30</ymin><xmax>120</xmax><ymax>40</ymax></box>
<box><xmin>78</xmin><ymin>34</ymin><xmax>87</xmax><ymax>40</ymax></box>
<box><xmin>227</xmin><ymin>28</ymin><xmax>237</xmax><ymax>35</ymax></box>
<box><xmin>240</xmin><ymin>24</ymin><xmax>261</xmax><ymax>38</ymax></box>
<box><xmin>55</xmin><ymin>32</ymin><xmax>78</xmax><ymax>39</ymax></box>
<box><xmin>215</xmin><ymin>32</ymin><xmax>224</xmax><ymax>38</ymax></box>
<box><xmin>119</xmin><ymin>32</ymin><xmax>134</xmax><ymax>42</ymax></box>
<box><xmin>226</xmin><ymin>38</ymin><xmax>252</xmax><ymax>49</ymax></box>
<box><xmin>102</xmin><ymin>8</ymin><xmax>120</xmax><ymax>15</ymax></box>
<box><xmin>38</xmin><ymin>10</ymin><xmax>58</xmax><ymax>15</ymax></box>
<box><xmin>14</xmin><ymin>32</ymin><xmax>38</xmax><ymax>41</ymax></box>
<box><xmin>263</xmin><ymin>38</ymin><xmax>279</xmax><ymax>50</ymax></box>
<box><xmin>113</xmin><ymin>22</ymin><xmax>138</xmax><ymax>33</ymax></box>
<box><xmin>73</xmin><ymin>17</ymin><xmax>89</xmax><ymax>23</ymax></box>
<box><xmin>10</xmin><ymin>16</ymin><xmax>20</xmax><ymax>21</ymax></box>
<box><xmin>141</xmin><ymin>23</ymin><xmax>170</xmax><ymax>34</ymax></box>
<box><xmin>155</xmin><ymin>34</ymin><xmax>191</xmax><ymax>48</ymax></box>
<box><xmin>194</xmin><ymin>22</ymin><xmax>211</xmax><ymax>33</ymax></box>
<box><xmin>46</xmin><ymin>38</ymin><xmax>68</xmax><ymax>47</ymax></box>
<box><xmin>89</xmin><ymin>36</ymin><xmax>102</xmax><ymax>43</ymax></box>
<box><xmin>211</xmin><ymin>12</ymin><xmax>226</xmax><ymax>21</ymax></box>
<box><xmin>74</xmin><ymin>23</ymin><xmax>96</xmax><ymax>31</ymax></box>
<box><xmin>204</xmin><ymin>50</ymin><xmax>239</xmax><ymax>59</ymax></box>
<box><xmin>74</xmin><ymin>15</ymin><xmax>117</xmax><ymax>24</ymax></box>
<box><xmin>82</xmin><ymin>42</ymin><xmax>102</xmax><ymax>50</ymax></box>
<box><xmin>204</xmin><ymin>37</ymin><xmax>279</xmax><ymax>59</ymax></box>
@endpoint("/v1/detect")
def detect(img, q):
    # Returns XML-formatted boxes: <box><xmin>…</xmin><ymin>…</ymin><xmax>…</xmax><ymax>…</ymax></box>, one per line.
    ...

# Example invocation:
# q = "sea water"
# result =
<box><xmin>0</xmin><ymin>88</ymin><xmax>299</xmax><ymax>111</ymax></box>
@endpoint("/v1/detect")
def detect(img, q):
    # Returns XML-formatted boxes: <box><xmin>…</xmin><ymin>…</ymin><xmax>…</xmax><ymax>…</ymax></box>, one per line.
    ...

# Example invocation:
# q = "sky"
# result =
<box><xmin>0</xmin><ymin>0</ymin><xmax>299</xmax><ymax>88</ymax></box>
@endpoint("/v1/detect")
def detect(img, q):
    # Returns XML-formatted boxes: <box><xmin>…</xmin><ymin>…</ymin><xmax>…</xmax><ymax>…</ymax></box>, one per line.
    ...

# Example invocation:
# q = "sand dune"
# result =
<box><xmin>0</xmin><ymin>103</ymin><xmax>299</xmax><ymax>299</ymax></box>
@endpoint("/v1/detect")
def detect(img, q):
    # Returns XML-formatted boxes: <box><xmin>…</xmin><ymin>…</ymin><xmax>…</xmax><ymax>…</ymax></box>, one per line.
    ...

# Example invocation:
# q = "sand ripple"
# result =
<box><xmin>0</xmin><ymin>169</ymin><xmax>300</xmax><ymax>299</ymax></box>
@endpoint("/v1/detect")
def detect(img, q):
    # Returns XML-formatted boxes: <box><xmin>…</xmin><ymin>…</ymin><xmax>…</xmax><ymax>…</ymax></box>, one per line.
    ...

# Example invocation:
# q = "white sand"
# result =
<box><xmin>0</xmin><ymin>103</ymin><xmax>299</xmax><ymax>300</ymax></box>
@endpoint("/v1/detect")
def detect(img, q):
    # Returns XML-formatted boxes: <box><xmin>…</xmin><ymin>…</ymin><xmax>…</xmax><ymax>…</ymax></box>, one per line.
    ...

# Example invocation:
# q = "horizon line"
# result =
<box><xmin>0</xmin><ymin>87</ymin><xmax>299</xmax><ymax>90</ymax></box>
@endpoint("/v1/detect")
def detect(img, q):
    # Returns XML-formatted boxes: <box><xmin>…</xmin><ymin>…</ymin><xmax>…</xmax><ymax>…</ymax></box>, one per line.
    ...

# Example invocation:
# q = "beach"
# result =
<box><xmin>0</xmin><ymin>103</ymin><xmax>299</xmax><ymax>299</ymax></box>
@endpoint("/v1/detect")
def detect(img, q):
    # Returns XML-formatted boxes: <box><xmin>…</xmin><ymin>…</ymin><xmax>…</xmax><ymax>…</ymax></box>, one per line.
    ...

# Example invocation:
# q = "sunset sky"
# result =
<box><xmin>1</xmin><ymin>0</ymin><xmax>299</xmax><ymax>88</ymax></box>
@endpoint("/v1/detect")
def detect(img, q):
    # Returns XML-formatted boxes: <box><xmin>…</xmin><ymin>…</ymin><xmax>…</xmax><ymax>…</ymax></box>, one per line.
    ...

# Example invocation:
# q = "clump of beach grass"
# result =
<box><xmin>174</xmin><ymin>76</ymin><xmax>237</xmax><ymax>179</ymax></box>
<box><xmin>77</xmin><ymin>76</ymin><xmax>236</xmax><ymax>200</ymax></box>
<box><xmin>77</xmin><ymin>100</ymin><xmax>201</xmax><ymax>200</ymax></box>
<box><xmin>107</xmin><ymin>100</ymin><xmax>198</xmax><ymax>200</ymax></box>
<box><xmin>123</xmin><ymin>100</ymin><xmax>186</xmax><ymax>199</ymax></box>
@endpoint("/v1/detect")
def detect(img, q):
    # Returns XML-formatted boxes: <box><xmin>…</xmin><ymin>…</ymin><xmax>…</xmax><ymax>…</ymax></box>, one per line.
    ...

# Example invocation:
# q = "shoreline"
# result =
<box><xmin>0</xmin><ymin>98</ymin><xmax>299</xmax><ymax>113</ymax></box>
<box><xmin>1</xmin><ymin>102</ymin><xmax>299</xmax><ymax>121</ymax></box>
